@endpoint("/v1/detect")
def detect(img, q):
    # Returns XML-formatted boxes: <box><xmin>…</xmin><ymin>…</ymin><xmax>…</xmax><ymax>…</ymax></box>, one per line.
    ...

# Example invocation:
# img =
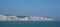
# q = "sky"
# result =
<box><xmin>0</xmin><ymin>0</ymin><xmax>60</xmax><ymax>21</ymax></box>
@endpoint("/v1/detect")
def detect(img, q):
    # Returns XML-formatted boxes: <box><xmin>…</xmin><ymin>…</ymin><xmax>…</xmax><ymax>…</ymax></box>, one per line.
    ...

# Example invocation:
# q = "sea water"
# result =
<box><xmin>0</xmin><ymin>21</ymin><xmax>60</xmax><ymax>27</ymax></box>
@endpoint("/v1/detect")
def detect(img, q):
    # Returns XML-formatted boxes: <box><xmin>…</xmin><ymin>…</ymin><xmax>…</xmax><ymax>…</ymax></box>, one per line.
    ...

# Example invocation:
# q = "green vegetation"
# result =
<box><xmin>16</xmin><ymin>16</ymin><xmax>29</xmax><ymax>18</ymax></box>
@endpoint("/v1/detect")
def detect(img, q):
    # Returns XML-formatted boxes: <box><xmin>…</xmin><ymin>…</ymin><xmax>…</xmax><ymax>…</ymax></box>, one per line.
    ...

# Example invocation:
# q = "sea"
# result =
<box><xmin>0</xmin><ymin>21</ymin><xmax>60</xmax><ymax>27</ymax></box>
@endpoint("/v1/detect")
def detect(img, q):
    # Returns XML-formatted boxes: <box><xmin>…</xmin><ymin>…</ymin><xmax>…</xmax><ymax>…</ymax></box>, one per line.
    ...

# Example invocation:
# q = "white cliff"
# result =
<box><xmin>0</xmin><ymin>14</ymin><xmax>53</xmax><ymax>21</ymax></box>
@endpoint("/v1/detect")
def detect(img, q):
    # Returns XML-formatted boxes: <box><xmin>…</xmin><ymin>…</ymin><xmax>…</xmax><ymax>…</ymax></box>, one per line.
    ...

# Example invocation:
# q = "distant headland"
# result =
<box><xmin>0</xmin><ymin>14</ymin><xmax>53</xmax><ymax>21</ymax></box>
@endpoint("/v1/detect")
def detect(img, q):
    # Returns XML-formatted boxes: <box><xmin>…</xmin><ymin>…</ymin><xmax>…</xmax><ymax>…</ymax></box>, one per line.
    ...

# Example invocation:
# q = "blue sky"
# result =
<box><xmin>0</xmin><ymin>0</ymin><xmax>60</xmax><ymax>21</ymax></box>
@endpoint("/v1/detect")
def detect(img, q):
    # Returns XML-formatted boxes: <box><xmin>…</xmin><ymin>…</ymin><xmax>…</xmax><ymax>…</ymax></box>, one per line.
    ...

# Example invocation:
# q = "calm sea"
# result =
<box><xmin>0</xmin><ymin>21</ymin><xmax>60</xmax><ymax>27</ymax></box>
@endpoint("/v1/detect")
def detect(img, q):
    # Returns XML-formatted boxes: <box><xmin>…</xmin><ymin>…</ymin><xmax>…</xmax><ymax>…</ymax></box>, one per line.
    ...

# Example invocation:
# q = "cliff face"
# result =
<box><xmin>0</xmin><ymin>14</ymin><xmax>53</xmax><ymax>21</ymax></box>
